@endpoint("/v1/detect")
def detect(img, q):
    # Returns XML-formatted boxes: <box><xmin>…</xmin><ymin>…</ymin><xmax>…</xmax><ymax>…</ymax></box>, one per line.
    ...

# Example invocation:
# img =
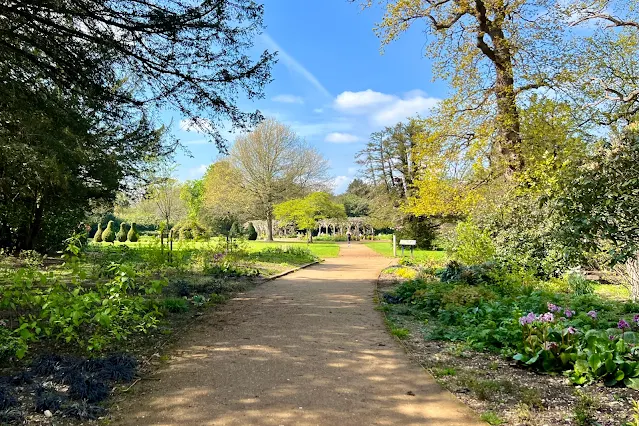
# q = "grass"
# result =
<box><xmin>99</xmin><ymin>238</ymin><xmax>340</xmax><ymax>258</ymax></box>
<box><xmin>594</xmin><ymin>283</ymin><xmax>630</xmax><ymax>300</ymax></box>
<box><xmin>364</xmin><ymin>241</ymin><xmax>447</xmax><ymax>262</ymax></box>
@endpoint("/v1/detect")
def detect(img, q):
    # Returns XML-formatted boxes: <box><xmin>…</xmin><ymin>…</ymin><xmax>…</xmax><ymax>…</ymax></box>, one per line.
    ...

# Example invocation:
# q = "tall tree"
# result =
<box><xmin>0</xmin><ymin>0</ymin><xmax>275</xmax><ymax>148</ymax></box>
<box><xmin>274</xmin><ymin>192</ymin><xmax>346</xmax><ymax>242</ymax></box>
<box><xmin>230</xmin><ymin>119</ymin><xmax>330</xmax><ymax>240</ymax></box>
<box><xmin>362</xmin><ymin>0</ymin><xmax>571</xmax><ymax>172</ymax></box>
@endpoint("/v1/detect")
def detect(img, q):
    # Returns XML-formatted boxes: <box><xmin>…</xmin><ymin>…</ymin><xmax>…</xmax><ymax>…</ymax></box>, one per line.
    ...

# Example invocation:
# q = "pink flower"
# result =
<box><xmin>634</xmin><ymin>314</ymin><xmax>639</xmax><ymax>323</ymax></box>
<box><xmin>564</xmin><ymin>309</ymin><xmax>574</xmax><ymax>318</ymax></box>
<box><xmin>547</xmin><ymin>303</ymin><xmax>561</xmax><ymax>313</ymax></box>
<box><xmin>618</xmin><ymin>319</ymin><xmax>630</xmax><ymax>330</ymax></box>
<box><xmin>567</xmin><ymin>326</ymin><xmax>577</xmax><ymax>335</ymax></box>
<box><xmin>587</xmin><ymin>310</ymin><xmax>597</xmax><ymax>319</ymax></box>
<box><xmin>540</xmin><ymin>312</ymin><xmax>554</xmax><ymax>323</ymax></box>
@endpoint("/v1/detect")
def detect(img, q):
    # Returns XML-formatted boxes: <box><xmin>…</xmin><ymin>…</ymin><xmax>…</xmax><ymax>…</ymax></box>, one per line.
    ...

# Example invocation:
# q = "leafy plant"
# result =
<box><xmin>117</xmin><ymin>222</ymin><xmax>129</xmax><ymax>242</ymax></box>
<box><xmin>127</xmin><ymin>222</ymin><xmax>139</xmax><ymax>242</ymax></box>
<box><xmin>93</xmin><ymin>223</ymin><xmax>103</xmax><ymax>243</ymax></box>
<box><xmin>102</xmin><ymin>220</ymin><xmax>116</xmax><ymax>243</ymax></box>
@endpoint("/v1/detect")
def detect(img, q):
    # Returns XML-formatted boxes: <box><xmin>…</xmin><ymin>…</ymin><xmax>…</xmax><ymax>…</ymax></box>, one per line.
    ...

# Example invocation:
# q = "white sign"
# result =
<box><xmin>399</xmin><ymin>240</ymin><xmax>416</xmax><ymax>246</ymax></box>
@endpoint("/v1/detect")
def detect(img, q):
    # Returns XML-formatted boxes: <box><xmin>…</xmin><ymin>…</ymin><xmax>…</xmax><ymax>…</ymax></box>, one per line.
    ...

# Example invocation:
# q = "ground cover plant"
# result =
<box><xmin>378</xmin><ymin>259</ymin><xmax>639</xmax><ymax>424</ymax></box>
<box><xmin>0</xmin><ymin>233</ymin><xmax>328</xmax><ymax>424</ymax></box>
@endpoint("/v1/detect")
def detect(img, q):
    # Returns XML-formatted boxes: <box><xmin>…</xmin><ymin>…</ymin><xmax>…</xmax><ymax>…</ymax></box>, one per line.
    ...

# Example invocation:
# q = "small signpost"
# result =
<box><xmin>399</xmin><ymin>239</ymin><xmax>417</xmax><ymax>258</ymax></box>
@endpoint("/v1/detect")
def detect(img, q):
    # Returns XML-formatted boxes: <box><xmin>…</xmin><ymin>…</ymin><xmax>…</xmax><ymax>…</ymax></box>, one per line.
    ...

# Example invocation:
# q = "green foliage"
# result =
<box><xmin>0</xmin><ymin>264</ymin><xmax>166</xmax><ymax>357</ymax></box>
<box><xmin>173</xmin><ymin>220</ymin><xmax>206</xmax><ymax>240</ymax></box>
<box><xmin>438</xmin><ymin>261</ymin><xmax>492</xmax><ymax>286</ymax></box>
<box><xmin>229</xmin><ymin>222</ymin><xmax>241</xmax><ymax>238</ymax></box>
<box><xmin>274</xmin><ymin>192</ymin><xmax>346</xmax><ymax>237</ymax></box>
<box><xmin>162</xmin><ymin>297</ymin><xmax>189</xmax><ymax>313</ymax></box>
<box><xmin>249</xmin><ymin>246</ymin><xmax>318</xmax><ymax>265</ymax></box>
<box><xmin>480</xmin><ymin>411</ymin><xmax>504</xmax><ymax>425</ymax></box>
<box><xmin>117</xmin><ymin>222</ymin><xmax>129</xmax><ymax>242</ymax></box>
<box><xmin>246</xmin><ymin>222</ymin><xmax>258</xmax><ymax>240</ymax></box>
<box><xmin>396</xmin><ymin>216</ymin><xmax>438</xmax><ymax>249</ymax></box>
<box><xmin>102</xmin><ymin>221</ymin><xmax>116</xmax><ymax>243</ymax></box>
<box><xmin>451</xmin><ymin>221</ymin><xmax>495</xmax><ymax>265</ymax></box>
<box><xmin>127</xmin><ymin>222</ymin><xmax>139</xmax><ymax>242</ymax></box>
<box><xmin>566</xmin><ymin>271</ymin><xmax>595</xmax><ymax>296</ymax></box>
<box><xmin>93</xmin><ymin>224</ymin><xmax>103</xmax><ymax>243</ymax></box>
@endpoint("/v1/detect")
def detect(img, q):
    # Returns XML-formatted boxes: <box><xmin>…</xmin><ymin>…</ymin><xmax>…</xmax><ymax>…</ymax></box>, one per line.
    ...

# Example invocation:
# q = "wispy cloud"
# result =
<box><xmin>333</xmin><ymin>175</ymin><xmax>354</xmax><ymax>194</ymax></box>
<box><xmin>261</xmin><ymin>33</ymin><xmax>332</xmax><ymax>98</ymax></box>
<box><xmin>272</xmin><ymin>94</ymin><xmax>304</xmax><ymax>104</ymax></box>
<box><xmin>325</xmin><ymin>132</ymin><xmax>361</xmax><ymax>144</ymax></box>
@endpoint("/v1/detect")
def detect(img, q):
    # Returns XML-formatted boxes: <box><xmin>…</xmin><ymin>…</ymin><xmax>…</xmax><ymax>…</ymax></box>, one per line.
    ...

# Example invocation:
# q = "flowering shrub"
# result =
<box><xmin>514</xmin><ymin>303</ymin><xmax>639</xmax><ymax>388</ymax></box>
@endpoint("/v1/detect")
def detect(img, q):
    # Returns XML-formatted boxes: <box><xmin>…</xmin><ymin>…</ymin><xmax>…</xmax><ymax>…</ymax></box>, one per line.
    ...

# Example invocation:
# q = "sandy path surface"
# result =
<box><xmin>114</xmin><ymin>243</ymin><xmax>482</xmax><ymax>425</ymax></box>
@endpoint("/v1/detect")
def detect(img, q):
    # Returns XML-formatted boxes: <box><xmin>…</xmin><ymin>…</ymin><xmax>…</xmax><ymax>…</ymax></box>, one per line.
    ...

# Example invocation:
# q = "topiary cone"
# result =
<box><xmin>117</xmin><ymin>222</ymin><xmax>128</xmax><ymax>242</ymax></box>
<box><xmin>94</xmin><ymin>223</ymin><xmax>103</xmax><ymax>243</ymax></box>
<box><xmin>127</xmin><ymin>222</ymin><xmax>139</xmax><ymax>242</ymax></box>
<box><xmin>102</xmin><ymin>220</ymin><xmax>116</xmax><ymax>243</ymax></box>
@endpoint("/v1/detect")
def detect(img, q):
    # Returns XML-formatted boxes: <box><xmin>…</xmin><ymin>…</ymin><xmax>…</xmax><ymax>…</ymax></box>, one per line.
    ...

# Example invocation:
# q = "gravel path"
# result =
<box><xmin>114</xmin><ymin>243</ymin><xmax>482</xmax><ymax>425</ymax></box>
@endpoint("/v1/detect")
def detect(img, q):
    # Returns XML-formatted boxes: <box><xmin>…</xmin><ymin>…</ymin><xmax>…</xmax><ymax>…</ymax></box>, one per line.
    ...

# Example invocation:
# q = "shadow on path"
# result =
<box><xmin>114</xmin><ymin>244</ymin><xmax>481</xmax><ymax>425</ymax></box>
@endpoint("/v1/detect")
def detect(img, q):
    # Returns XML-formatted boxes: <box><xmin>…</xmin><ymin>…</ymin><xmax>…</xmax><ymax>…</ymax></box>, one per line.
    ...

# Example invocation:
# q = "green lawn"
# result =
<box><xmin>363</xmin><ymin>241</ymin><xmax>447</xmax><ymax>262</ymax></box>
<box><xmin>244</xmin><ymin>241</ymin><xmax>339</xmax><ymax>258</ymax></box>
<box><xmin>112</xmin><ymin>238</ymin><xmax>340</xmax><ymax>258</ymax></box>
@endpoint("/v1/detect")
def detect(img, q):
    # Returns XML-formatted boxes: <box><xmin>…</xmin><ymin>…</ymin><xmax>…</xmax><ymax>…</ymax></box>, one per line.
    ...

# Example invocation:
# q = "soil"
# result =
<box><xmin>111</xmin><ymin>243</ymin><xmax>484</xmax><ymax>425</ymax></box>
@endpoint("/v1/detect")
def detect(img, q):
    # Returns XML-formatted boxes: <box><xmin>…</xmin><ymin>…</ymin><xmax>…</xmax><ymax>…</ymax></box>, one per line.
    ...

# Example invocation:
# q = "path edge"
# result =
<box><xmin>261</xmin><ymin>260</ymin><xmax>320</xmax><ymax>281</ymax></box>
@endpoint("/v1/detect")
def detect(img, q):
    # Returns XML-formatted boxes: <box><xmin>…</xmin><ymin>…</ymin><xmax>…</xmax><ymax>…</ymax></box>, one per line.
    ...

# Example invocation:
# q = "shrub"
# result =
<box><xmin>116</xmin><ymin>222</ymin><xmax>128</xmax><ymax>242</ymax></box>
<box><xmin>229</xmin><ymin>222</ymin><xmax>241</xmax><ymax>238</ymax></box>
<box><xmin>451</xmin><ymin>221</ymin><xmax>496</xmax><ymax>265</ymax></box>
<box><xmin>101</xmin><ymin>221</ymin><xmax>116</xmax><ymax>243</ymax></box>
<box><xmin>441</xmin><ymin>285</ymin><xmax>496</xmax><ymax>308</ymax></box>
<box><xmin>127</xmin><ymin>222</ymin><xmax>139</xmax><ymax>242</ymax></box>
<box><xmin>162</xmin><ymin>298</ymin><xmax>189</xmax><ymax>313</ymax></box>
<box><xmin>438</xmin><ymin>261</ymin><xmax>492</xmax><ymax>286</ymax></box>
<box><xmin>565</xmin><ymin>270</ymin><xmax>594</xmax><ymax>295</ymax></box>
<box><xmin>246</xmin><ymin>222</ymin><xmax>258</xmax><ymax>240</ymax></box>
<box><xmin>93</xmin><ymin>223</ymin><xmax>103</xmax><ymax>243</ymax></box>
<box><xmin>173</xmin><ymin>220</ymin><xmax>206</xmax><ymax>240</ymax></box>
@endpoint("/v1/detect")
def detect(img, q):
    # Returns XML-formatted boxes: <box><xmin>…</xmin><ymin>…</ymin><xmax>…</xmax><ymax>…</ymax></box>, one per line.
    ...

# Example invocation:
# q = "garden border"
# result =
<box><xmin>261</xmin><ymin>260</ymin><xmax>321</xmax><ymax>282</ymax></box>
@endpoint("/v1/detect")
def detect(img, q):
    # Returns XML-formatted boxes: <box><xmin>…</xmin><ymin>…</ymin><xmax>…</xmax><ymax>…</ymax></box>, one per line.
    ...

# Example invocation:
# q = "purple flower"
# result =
<box><xmin>610</xmin><ymin>335</ymin><xmax>617</xmax><ymax>341</ymax></box>
<box><xmin>564</xmin><ymin>309</ymin><xmax>574</xmax><ymax>318</ymax></box>
<box><xmin>634</xmin><ymin>314</ymin><xmax>639</xmax><ymax>323</ymax></box>
<box><xmin>587</xmin><ymin>310</ymin><xmax>597</xmax><ymax>319</ymax></box>
<box><xmin>618</xmin><ymin>319</ymin><xmax>631</xmax><ymax>330</ymax></box>
<box><xmin>567</xmin><ymin>326</ymin><xmax>577</xmax><ymax>335</ymax></box>
<box><xmin>540</xmin><ymin>312</ymin><xmax>555</xmax><ymax>323</ymax></box>
<box><xmin>547</xmin><ymin>303</ymin><xmax>561</xmax><ymax>313</ymax></box>
<box><xmin>519</xmin><ymin>312</ymin><xmax>537</xmax><ymax>326</ymax></box>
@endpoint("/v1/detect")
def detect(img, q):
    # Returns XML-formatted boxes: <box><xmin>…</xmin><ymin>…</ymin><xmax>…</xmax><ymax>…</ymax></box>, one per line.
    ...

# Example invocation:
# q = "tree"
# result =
<box><xmin>181</xmin><ymin>180</ymin><xmax>204</xmax><ymax>221</ymax></box>
<box><xmin>0</xmin><ymin>0</ymin><xmax>275</xmax><ymax>150</ymax></box>
<box><xmin>0</xmin><ymin>85</ymin><xmax>165</xmax><ymax>252</ymax></box>
<box><xmin>362</xmin><ymin>0</ymin><xmax>573</xmax><ymax>172</ymax></box>
<box><xmin>231</xmin><ymin>119</ymin><xmax>330</xmax><ymax>240</ymax></box>
<box><xmin>127</xmin><ymin>223</ymin><xmax>140</xmax><ymax>242</ymax></box>
<box><xmin>274</xmin><ymin>192</ymin><xmax>345</xmax><ymax>242</ymax></box>
<box><xmin>102</xmin><ymin>221</ymin><xmax>116</xmax><ymax>243</ymax></box>
<box><xmin>146</xmin><ymin>163</ymin><xmax>187</xmax><ymax>231</ymax></box>
<box><xmin>558</xmin><ymin>128</ymin><xmax>639</xmax><ymax>299</ymax></box>
<box><xmin>200</xmin><ymin>160</ymin><xmax>254</xmax><ymax>227</ymax></box>
<box><xmin>117</xmin><ymin>223</ymin><xmax>129</xmax><ymax>243</ymax></box>
<box><xmin>246</xmin><ymin>222</ymin><xmax>258</xmax><ymax>241</ymax></box>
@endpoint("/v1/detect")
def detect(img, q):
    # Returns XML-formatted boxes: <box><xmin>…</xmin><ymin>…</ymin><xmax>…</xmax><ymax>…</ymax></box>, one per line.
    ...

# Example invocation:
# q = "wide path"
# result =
<box><xmin>115</xmin><ymin>243</ymin><xmax>481</xmax><ymax>425</ymax></box>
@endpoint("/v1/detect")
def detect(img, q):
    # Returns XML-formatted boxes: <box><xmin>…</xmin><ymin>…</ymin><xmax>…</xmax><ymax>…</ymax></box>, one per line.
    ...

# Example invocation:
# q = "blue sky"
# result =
<box><xmin>171</xmin><ymin>0</ymin><xmax>448</xmax><ymax>193</ymax></box>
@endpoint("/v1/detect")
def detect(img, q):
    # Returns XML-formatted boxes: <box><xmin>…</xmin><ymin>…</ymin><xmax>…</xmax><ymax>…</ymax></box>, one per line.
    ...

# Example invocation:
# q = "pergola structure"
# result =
<box><xmin>248</xmin><ymin>217</ymin><xmax>375</xmax><ymax>240</ymax></box>
<box><xmin>316</xmin><ymin>217</ymin><xmax>375</xmax><ymax>240</ymax></box>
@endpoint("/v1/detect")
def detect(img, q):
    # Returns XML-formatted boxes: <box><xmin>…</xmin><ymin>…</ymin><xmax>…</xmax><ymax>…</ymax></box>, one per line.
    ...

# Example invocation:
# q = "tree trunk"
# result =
<box><xmin>266</xmin><ymin>210</ymin><xmax>274</xmax><ymax>241</ymax></box>
<box><xmin>626</xmin><ymin>254</ymin><xmax>639</xmax><ymax>302</ymax></box>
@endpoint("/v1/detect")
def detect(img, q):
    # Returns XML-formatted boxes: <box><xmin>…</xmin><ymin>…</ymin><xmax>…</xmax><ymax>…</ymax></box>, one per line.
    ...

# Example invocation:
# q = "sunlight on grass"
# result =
<box><xmin>364</xmin><ymin>241</ymin><xmax>447</xmax><ymax>262</ymax></box>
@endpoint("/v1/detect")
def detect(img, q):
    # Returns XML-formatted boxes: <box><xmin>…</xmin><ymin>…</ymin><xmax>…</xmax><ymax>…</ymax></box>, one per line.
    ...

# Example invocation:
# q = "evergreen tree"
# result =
<box><xmin>117</xmin><ymin>223</ymin><xmax>128</xmax><ymax>242</ymax></box>
<box><xmin>246</xmin><ymin>222</ymin><xmax>258</xmax><ymax>241</ymax></box>
<box><xmin>93</xmin><ymin>223</ymin><xmax>103</xmax><ymax>243</ymax></box>
<box><xmin>127</xmin><ymin>223</ymin><xmax>140</xmax><ymax>242</ymax></box>
<box><xmin>102</xmin><ymin>221</ymin><xmax>116</xmax><ymax>243</ymax></box>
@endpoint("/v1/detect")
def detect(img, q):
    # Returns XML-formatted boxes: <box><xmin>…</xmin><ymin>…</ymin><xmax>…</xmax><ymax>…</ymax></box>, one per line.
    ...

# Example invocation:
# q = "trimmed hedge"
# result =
<box><xmin>246</xmin><ymin>222</ymin><xmax>258</xmax><ymax>240</ymax></box>
<box><xmin>116</xmin><ymin>223</ymin><xmax>128</xmax><ymax>242</ymax></box>
<box><xmin>93</xmin><ymin>224</ymin><xmax>103</xmax><ymax>243</ymax></box>
<box><xmin>127</xmin><ymin>223</ymin><xmax>139</xmax><ymax>242</ymax></box>
<box><xmin>102</xmin><ymin>221</ymin><xmax>116</xmax><ymax>243</ymax></box>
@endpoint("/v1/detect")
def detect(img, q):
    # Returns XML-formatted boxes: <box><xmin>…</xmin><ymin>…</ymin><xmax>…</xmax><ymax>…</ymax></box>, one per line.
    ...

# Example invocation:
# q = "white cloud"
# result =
<box><xmin>332</xmin><ymin>175</ymin><xmax>354</xmax><ymax>194</ymax></box>
<box><xmin>288</xmin><ymin>120</ymin><xmax>353</xmax><ymax>138</ymax></box>
<box><xmin>332</xmin><ymin>89</ymin><xmax>441</xmax><ymax>127</ymax></box>
<box><xmin>334</xmin><ymin>89</ymin><xmax>395</xmax><ymax>112</ymax></box>
<box><xmin>313</xmin><ymin>108</ymin><xmax>324</xmax><ymax>114</ymax></box>
<box><xmin>189</xmin><ymin>164</ymin><xmax>208</xmax><ymax>178</ymax></box>
<box><xmin>325</xmin><ymin>132</ymin><xmax>361</xmax><ymax>144</ymax></box>
<box><xmin>272</xmin><ymin>94</ymin><xmax>304</xmax><ymax>104</ymax></box>
<box><xmin>347</xmin><ymin>166</ymin><xmax>358</xmax><ymax>175</ymax></box>
<box><xmin>372</xmin><ymin>94</ymin><xmax>440</xmax><ymax>126</ymax></box>
<box><xmin>260</xmin><ymin>33</ymin><xmax>331</xmax><ymax>98</ymax></box>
